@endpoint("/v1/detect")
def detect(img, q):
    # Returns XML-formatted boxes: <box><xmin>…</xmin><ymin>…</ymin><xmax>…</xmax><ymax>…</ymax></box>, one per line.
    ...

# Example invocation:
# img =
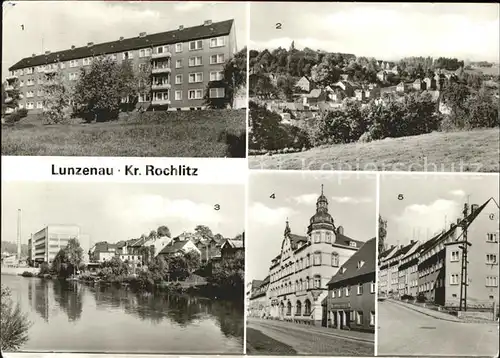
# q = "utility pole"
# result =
<box><xmin>459</xmin><ymin>203</ymin><xmax>471</xmax><ymax>312</ymax></box>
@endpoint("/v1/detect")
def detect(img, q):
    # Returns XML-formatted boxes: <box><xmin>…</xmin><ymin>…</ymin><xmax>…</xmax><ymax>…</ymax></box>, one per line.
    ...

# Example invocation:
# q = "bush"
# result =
<box><xmin>416</xmin><ymin>293</ymin><xmax>427</xmax><ymax>303</ymax></box>
<box><xmin>401</xmin><ymin>294</ymin><xmax>414</xmax><ymax>301</ymax></box>
<box><xmin>4</xmin><ymin>112</ymin><xmax>23</xmax><ymax>124</ymax></box>
<box><xmin>1</xmin><ymin>285</ymin><xmax>32</xmax><ymax>351</ymax></box>
<box><xmin>21</xmin><ymin>271</ymin><xmax>34</xmax><ymax>278</ymax></box>
<box><xmin>358</xmin><ymin>131</ymin><xmax>373</xmax><ymax>143</ymax></box>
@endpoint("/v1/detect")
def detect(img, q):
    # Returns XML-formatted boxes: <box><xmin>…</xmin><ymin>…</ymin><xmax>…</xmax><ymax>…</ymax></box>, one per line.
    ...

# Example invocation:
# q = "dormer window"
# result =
<box><xmin>357</xmin><ymin>260</ymin><xmax>365</xmax><ymax>269</ymax></box>
<box><xmin>340</xmin><ymin>267</ymin><xmax>346</xmax><ymax>274</ymax></box>
<box><xmin>349</xmin><ymin>241</ymin><xmax>357</xmax><ymax>247</ymax></box>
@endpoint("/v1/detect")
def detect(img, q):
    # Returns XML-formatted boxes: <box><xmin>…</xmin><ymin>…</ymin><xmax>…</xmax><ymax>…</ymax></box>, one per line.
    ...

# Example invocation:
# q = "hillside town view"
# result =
<box><xmin>1</xmin><ymin>2</ymin><xmax>247</xmax><ymax>158</ymax></box>
<box><xmin>377</xmin><ymin>174</ymin><xmax>499</xmax><ymax>357</ymax></box>
<box><xmin>245</xmin><ymin>173</ymin><xmax>376</xmax><ymax>355</ymax></box>
<box><xmin>0</xmin><ymin>182</ymin><xmax>245</xmax><ymax>354</ymax></box>
<box><xmin>248</xmin><ymin>3</ymin><xmax>499</xmax><ymax>171</ymax></box>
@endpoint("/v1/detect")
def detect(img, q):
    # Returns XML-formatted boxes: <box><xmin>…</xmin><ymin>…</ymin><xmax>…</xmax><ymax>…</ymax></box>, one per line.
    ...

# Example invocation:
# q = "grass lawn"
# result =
<box><xmin>246</xmin><ymin>328</ymin><xmax>297</xmax><ymax>355</ymax></box>
<box><xmin>249</xmin><ymin>128</ymin><xmax>499</xmax><ymax>172</ymax></box>
<box><xmin>1</xmin><ymin>109</ymin><xmax>246</xmax><ymax>157</ymax></box>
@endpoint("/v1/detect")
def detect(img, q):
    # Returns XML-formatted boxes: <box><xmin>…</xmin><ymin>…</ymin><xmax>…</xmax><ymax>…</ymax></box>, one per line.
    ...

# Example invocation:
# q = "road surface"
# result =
<box><xmin>378</xmin><ymin>299</ymin><xmax>499</xmax><ymax>356</ymax></box>
<box><xmin>247</xmin><ymin>318</ymin><xmax>374</xmax><ymax>356</ymax></box>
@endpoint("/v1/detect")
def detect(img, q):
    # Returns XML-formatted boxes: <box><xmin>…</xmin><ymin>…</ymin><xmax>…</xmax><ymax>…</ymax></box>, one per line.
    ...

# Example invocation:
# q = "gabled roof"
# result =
<box><xmin>288</xmin><ymin>233</ymin><xmax>308</xmax><ymax>250</ymax></box>
<box><xmin>378</xmin><ymin>246</ymin><xmax>397</xmax><ymax>259</ymax></box>
<box><xmin>335</xmin><ymin>232</ymin><xmax>365</xmax><ymax>248</ymax></box>
<box><xmin>328</xmin><ymin>237</ymin><xmax>376</xmax><ymax>285</ymax></box>
<box><xmin>93</xmin><ymin>241</ymin><xmax>117</xmax><ymax>253</ymax></box>
<box><xmin>158</xmin><ymin>240</ymin><xmax>190</xmax><ymax>255</ymax></box>
<box><xmin>9</xmin><ymin>19</ymin><xmax>234</xmax><ymax>71</ymax></box>
<box><xmin>251</xmin><ymin>279</ymin><xmax>263</xmax><ymax>290</ymax></box>
<box><xmin>221</xmin><ymin>239</ymin><xmax>244</xmax><ymax>249</ymax></box>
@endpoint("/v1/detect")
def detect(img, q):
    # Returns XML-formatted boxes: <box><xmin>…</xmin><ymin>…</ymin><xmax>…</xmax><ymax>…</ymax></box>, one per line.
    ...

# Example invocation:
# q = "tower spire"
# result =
<box><xmin>321</xmin><ymin>184</ymin><xmax>324</xmax><ymax>195</ymax></box>
<box><xmin>284</xmin><ymin>218</ymin><xmax>291</xmax><ymax>237</ymax></box>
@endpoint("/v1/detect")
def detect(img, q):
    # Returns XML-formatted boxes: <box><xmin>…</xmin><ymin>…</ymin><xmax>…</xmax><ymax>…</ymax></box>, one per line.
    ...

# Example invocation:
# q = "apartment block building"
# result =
<box><xmin>31</xmin><ymin>225</ymin><xmax>81</xmax><ymax>264</ymax></box>
<box><xmin>7</xmin><ymin>19</ymin><xmax>237</xmax><ymax>113</ymax></box>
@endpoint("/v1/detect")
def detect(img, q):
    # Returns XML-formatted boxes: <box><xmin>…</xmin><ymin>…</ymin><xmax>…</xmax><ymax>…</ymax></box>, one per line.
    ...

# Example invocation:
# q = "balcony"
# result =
<box><xmin>6</xmin><ymin>75</ymin><xmax>18</xmax><ymax>81</ymax></box>
<box><xmin>151</xmin><ymin>51</ymin><xmax>172</xmax><ymax>59</ymax></box>
<box><xmin>44</xmin><ymin>68</ymin><xmax>57</xmax><ymax>74</ymax></box>
<box><xmin>151</xmin><ymin>98</ymin><xmax>171</xmax><ymax>106</ymax></box>
<box><xmin>5</xmin><ymin>85</ymin><xmax>14</xmax><ymax>91</ymax></box>
<box><xmin>4</xmin><ymin>97</ymin><xmax>13</xmax><ymax>104</ymax></box>
<box><xmin>151</xmin><ymin>67</ymin><xmax>171</xmax><ymax>74</ymax></box>
<box><xmin>151</xmin><ymin>83</ymin><xmax>171</xmax><ymax>91</ymax></box>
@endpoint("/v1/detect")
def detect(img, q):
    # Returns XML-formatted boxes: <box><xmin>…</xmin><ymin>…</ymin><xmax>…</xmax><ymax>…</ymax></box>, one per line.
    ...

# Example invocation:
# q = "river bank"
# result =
<box><xmin>0</xmin><ymin>266</ymin><xmax>38</xmax><ymax>276</ymax></box>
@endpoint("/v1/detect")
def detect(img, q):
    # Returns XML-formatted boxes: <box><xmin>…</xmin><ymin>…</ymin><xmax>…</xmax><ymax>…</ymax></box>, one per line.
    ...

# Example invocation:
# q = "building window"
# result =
<box><xmin>356</xmin><ymin>311</ymin><xmax>363</xmax><ymax>325</ymax></box>
<box><xmin>189</xmin><ymin>40</ymin><xmax>203</xmax><ymax>51</ymax></box>
<box><xmin>37</xmin><ymin>90</ymin><xmax>43</xmax><ymax>97</ymax></box>
<box><xmin>210</xmin><ymin>54</ymin><xmax>225</xmax><ymax>64</ymax></box>
<box><xmin>210</xmin><ymin>37</ymin><xmax>225</xmax><ymax>48</ymax></box>
<box><xmin>156</xmin><ymin>45</ymin><xmax>169</xmax><ymax>54</ymax></box>
<box><xmin>370</xmin><ymin>311</ymin><xmax>375</xmax><ymax>326</ymax></box>
<box><xmin>69</xmin><ymin>60</ymin><xmax>78</xmax><ymax>68</ymax></box>
<box><xmin>210</xmin><ymin>71</ymin><xmax>223</xmax><ymax>81</ymax></box>
<box><xmin>486</xmin><ymin>254</ymin><xmax>498</xmax><ymax>264</ymax></box>
<box><xmin>69</xmin><ymin>73</ymin><xmax>78</xmax><ymax>81</ymax></box>
<box><xmin>188</xmin><ymin>56</ymin><xmax>203</xmax><ymax>67</ymax></box>
<box><xmin>82</xmin><ymin>57</ymin><xmax>91</xmax><ymax>66</ymax></box>
<box><xmin>25</xmin><ymin>67</ymin><xmax>34</xmax><ymax>74</ymax></box>
<box><xmin>175</xmin><ymin>59</ymin><xmax>182</xmax><ymax>69</ymax></box>
<box><xmin>487</xmin><ymin>233</ymin><xmax>498</xmax><ymax>243</ymax></box>
<box><xmin>188</xmin><ymin>89</ymin><xmax>203</xmax><ymax>100</ymax></box>
<box><xmin>26</xmin><ymin>91</ymin><xmax>34</xmax><ymax>98</ymax></box>
<box><xmin>349</xmin><ymin>241</ymin><xmax>357</xmax><ymax>248</ymax></box>
<box><xmin>370</xmin><ymin>281</ymin><xmax>375</xmax><ymax>293</ymax></box>
<box><xmin>139</xmin><ymin>48</ymin><xmax>152</xmax><ymax>57</ymax></box>
<box><xmin>331</xmin><ymin>252</ymin><xmax>339</xmax><ymax>267</ymax></box>
<box><xmin>486</xmin><ymin>276</ymin><xmax>498</xmax><ymax>287</ymax></box>
<box><xmin>295</xmin><ymin>300</ymin><xmax>302</xmax><ymax>316</ymax></box>
<box><xmin>357</xmin><ymin>283</ymin><xmax>363</xmax><ymax>295</ymax></box>
<box><xmin>174</xmin><ymin>91</ymin><xmax>182</xmax><ymax>101</ymax></box>
<box><xmin>36</xmin><ymin>101</ymin><xmax>43</xmax><ymax>109</ymax></box>
<box><xmin>153</xmin><ymin>91</ymin><xmax>169</xmax><ymax>101</ymax></box>
<box><xmin>325</xmin><ymin>232</ymin><xmax>332</xmax><ymax>243</ymax></box>
<box><xmin>450</xmin><ymin>273</ymin><xmax>459</xmax><ymax>285</ymax></box>
<box><xmin>345</xmin><ymin>285</ymin><xmax>350</xmax><ymax>296</ymax></box>
<box><xmin>451</xmin><ymin>251</ymin><xmax>459</xmax><ymax>262</ymax></box>
<box><xmin>27</xmin><ymin>79</ymin><xmax>35</xmax><ymax>86</ymax></box>
<box><xmin>209</xmin><ymin>88</ymin><xmax>225</xmax><ymax>98</ymax></box>
<box><xmin>26</xmin><ymin>102</ymin><xmax>34</xmax><ymax>109</ymax></box>
<box><xmin>314</xmin><ymin>233</ymin><xmax>320</xmax><ymax>243</ymax></box>
<box><xmin>313</xmin><ymin>251</ymin><xmax>321</xmax><ymax>266</ymax></box>
<box><xmin>306</xmin><ymin>254</ymin><xmax>310</xmax><ymax>267</ymax></box>
<box><xmin>313</xmin><ymin>275</ymin><xmax>321</xmax><ymax>289</ymax></box>
<box><xmin>175</xmin><ymin>74</ymin><xmax>183</xmax><ymax>84</ymax></box>
<box><xmin>175</xmin><ymin>43</ymin><xmax>182</xmax><ymax>53</ymax></box>
<box><xmin>188</xmin><ymin>72</ymin><xmax>203</xmax><ymax>83</ymax></box>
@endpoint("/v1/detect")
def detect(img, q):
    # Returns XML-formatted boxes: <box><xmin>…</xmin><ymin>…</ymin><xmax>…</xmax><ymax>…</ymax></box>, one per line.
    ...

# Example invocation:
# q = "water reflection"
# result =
<box><xmin>26</xmin><ymin>278</ymin><xmax>243</xmax><ymax>340</ymax></box>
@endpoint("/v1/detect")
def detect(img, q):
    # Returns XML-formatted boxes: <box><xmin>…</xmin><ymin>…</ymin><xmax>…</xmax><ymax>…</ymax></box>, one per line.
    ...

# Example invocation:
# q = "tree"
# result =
<box><xmin>51</xmin><ymin>238</ymin><xmax>83</xmax><ymax>278</ymax></box>
<box><xmin>2</xmin><ymin>79</ymin><xmax>22</xmax><ymax>116</ymax></box>
<box><xmin>0</xmin><ymin>285</ymin><xmax>31</xmax><ymax>351</ymax></box>
<box><xmin>441</xmin><ymin>81</ymin><xmax>470</xmax><ymax>128</ymax></box>
<box><xmin>66</xmin><ymin>238</ymin><xmax>84</xmax><ymax>277</ymax></box>
<box><xmin>195</xmin><ymin>225</ymin><xmax>213</xmax><ymax>239</ymax></box>
<box><xmin>148</xmin><ymin>230</ymin><xmax>157</xmax><ymax>240</ymax></box>
<box><xmin>378</xmin><ymin>216</ymin><xmax>387</xmax><ymax>253</ymax></box>
<box><xmin>157</xmin><ymin>225</ymin><xmax>171</xmax><ymax>238</ymax></box>
<box><xmin>310</xmin><ymin>54</ymin><xmax>342</xmax><ymax>86</ymax></box>
<box><xmin>464</xmin><ymin>87</ymin><xmax>499</xmax><ymax>129</ymax></box>
<box><xmin>42</xmin><ymin>71</ymin><xmax>70</xmax><ymax>124</ymax></box>
<box><xmin>73</xmin><ymin>56</ymin><xmax>122</xmax><ymax>122</ymax></box>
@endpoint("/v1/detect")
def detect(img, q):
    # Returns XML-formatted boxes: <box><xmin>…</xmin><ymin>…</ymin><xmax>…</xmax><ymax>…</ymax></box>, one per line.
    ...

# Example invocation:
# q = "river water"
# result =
<box><xmin>1</xmin><ymin>274</ymin><xmax>244</xmax><ymax>354</ymax></box>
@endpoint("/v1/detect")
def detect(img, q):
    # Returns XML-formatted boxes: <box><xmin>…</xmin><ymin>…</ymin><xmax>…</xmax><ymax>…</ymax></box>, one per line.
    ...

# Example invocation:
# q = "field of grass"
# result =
<box><xmin>249</xmin><ymin>128</ymin><xmax>499</xmax><ymax>172</ymax></box>
<box><xmin>1</xmin><ymin>109</ymin><xmax>246</xmax><ymax>157</ymax></box>
<box><xmin>246</xmin><ymin>328</ymin><xmax>297</xmax><ymax>355</ymax></box>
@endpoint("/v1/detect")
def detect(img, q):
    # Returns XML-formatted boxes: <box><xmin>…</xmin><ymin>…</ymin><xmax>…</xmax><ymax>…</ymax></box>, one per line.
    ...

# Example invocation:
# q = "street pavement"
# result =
<box><xmin>378</xmin><ymin>299</ymin><xmax>499</xmax><ymax>357</ymax></box>
<box><xmin>247</xmin><ymin>317</ymin><xmax>374</xmax><ymax>356</ymax></box>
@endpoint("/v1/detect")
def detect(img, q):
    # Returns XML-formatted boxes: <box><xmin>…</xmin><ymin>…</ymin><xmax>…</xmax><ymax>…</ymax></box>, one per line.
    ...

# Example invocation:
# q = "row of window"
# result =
<box><xmin>418</xmin><ymin>260</ymin><xmax>444</xmax><ymax>278</ymax></box>
<box><xmin>137</xmin><ymin>87</ymin><xmax>225</xmax><ymax>102</ymax></box>
<box><xmin>270</xmin><ymin>275</ymin><xmax>323</xmax><ymax>295</ymax></box>
<box><xmin>331</xmin><ymin>282</ymin><xmax>376</xmax><ymax>298</ymax></box>
<box><xmin>10</xmin><ymin>37</ymin><xmax>227</xmax><ymax>76</ymax></box>
<box><xmin>271</xmin><ymin>252</ymin><xmax>341</xmax><ymax>283</ymax></box>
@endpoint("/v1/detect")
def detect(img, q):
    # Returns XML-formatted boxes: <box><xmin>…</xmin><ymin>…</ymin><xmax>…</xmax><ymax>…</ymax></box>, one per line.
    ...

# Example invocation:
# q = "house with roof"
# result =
<box><xmin>158</xmin><ymin>238</ymin><xmax>201</xmax><ymax>258</ymax></box>
<box><xmin>295</xmin><ymin>76</ymin><xmax>315</xmax><ymax>93</ymax></box>
<box><xmin>302</xmin><ymin>88</ymin><xmax>327</xmax><ymax>107</ymax></box>
<box><xmin>396</xmin><ymin>81</ymin><xmax>411</xmax><ymax>93</ymax></box>
<box><xmin>264</xmin><ymin>185</ymin><xmax>367</xmax><ymax>326</ymax></box>
<box><xmin>354</xmin><ymin>89</ymin><xmax>366</xmax><ymax>102</ymax></box>
<box><xmin>88</xmin><ymin>241</ymin><xmax>117</xmax><ymax>263</ymax></box>
<box><xmin>417</xmin><ymin>198</ymin><xmax>499</xmax><ymax>308</ymax></box>
<box><xmin>377</xmin><ymin>70</ymin><xmax>387</xmax><ymax>82</ymax></box>
<box><xmin>378</xmin><ymin>245</ymin><xmax>399</xmax><ymax>295</ymax></box>
<box><xmin>326</xmin><ymin>237</ymin><xmax>376</xmax><ymax>332</ymax></box>
<box><xmin>324</xmin><ymin>85</ymin><xmax>346</xmax><ymax>103</ymax></box>
<box><xmin>413</xmin><ymin>78</ymin><xmax>427</xmax><ymax>91</ymax></box>
<box><xmin>332</xmin><ymin>80</ymin><xmax>356</xmax><ymax>97</ymax></box>
<box><xmin>248</xmin><ymin>276</ymin><xmax>270</xmax><ymax>318</ymax></box>
<box><xmin>221</xmin><ymin>235</ymin><xmax>245</xmax><ymax>260</ymax></box>
<box><xmin>396</xmin><ymin>240</ymin><xmax>421</xmax><ymax>296</ymax></box>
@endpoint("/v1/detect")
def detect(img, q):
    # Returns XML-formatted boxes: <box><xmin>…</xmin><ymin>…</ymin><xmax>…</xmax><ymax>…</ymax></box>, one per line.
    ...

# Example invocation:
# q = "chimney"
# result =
<box><xmin>32</xmin><ymin>53</ymin><xmax>36</xmax><ymax>57</ymax></box>
<box><xmin>139</xmin><ymin>32</ymin><xmax>146</xmax><ymax>38</ymax></box>
<box><xmin>178</xmin><ymin>25</ymin><xmax>184</xmax><ymax>31</ymax></box>
<box><xmin>203</xmin><ymin>20</ymin><xmax>212</xmax><ymax>26</ymax></box>
<box><xmin>71</xmin><ymin>45</ymin><xmax>76</xmax><ymax>50</ymax></box>
<box><xmin>456</xmin><ymin>218</ymin><xmax>461</xmax><ymax>225</ymax></box>
<box><xmin>410</xmin><ymin>240</ymin><xmax>415</xmax><ymax>244</ymax></box>
<box><xmin>45</xmin><ymin>50</ymin><xmax>51</xmax><ymax>55</ymax></box>
<box><xmin>471</xmin><ymin>204</ymin><xmax>479</xmax><ymax>213</ymax></box>
<box><xmin>87</xmin><ymin>42</ymin><xmax>94</xmax><ymax>47</ymax></box>
<box><xmin>119</xmin><ymin>36</ymin><xmax>124</xmax><ymax>41</ymax></box>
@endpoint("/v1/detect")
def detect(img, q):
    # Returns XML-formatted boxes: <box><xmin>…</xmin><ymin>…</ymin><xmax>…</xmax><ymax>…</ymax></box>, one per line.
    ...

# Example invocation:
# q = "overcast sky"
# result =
<box><xmin>246</xmin><ymin>172</ymin><xmax>377</xmax><ymax>282</ymax></box>
<box><xmin>380</xmin><ymin>174</ymin><xmax>500</xmax><ymax>248</ymax></box>
<box><xmin>2</xmin><ymin>1</ymin><xmax>247</xmax><ymax>79</ymax></box>
<box><xmin>250</xmin><ymin>2</ymin><xmax>500</xmax><ymax>62</ymax></box>
<box><xmin>1</xmin><ymin>182</ymin><xmax>245</xmax><ymax>253</ymax></box>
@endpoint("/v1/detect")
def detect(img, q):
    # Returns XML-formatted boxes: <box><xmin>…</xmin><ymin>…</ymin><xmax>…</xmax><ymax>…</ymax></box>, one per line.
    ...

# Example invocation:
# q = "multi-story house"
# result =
<box><xmin>396</xmin><ymin>240</ymin><xmax>421</xmax><ymax>296</ymax></box>
<box><xmin>378</xmin><ymin>245</ymin><xmax>398</xmax><ymax>295</ymax></box>
<box><xmin>7</xmin><ymin>19</ymin><xmax>237</xmax><ymax>113</ymax></box>
<box><xmin>31</xmin><ymin>225</ymin><xmax>82</xmax><ymax>265</ymax></box>
<box><xmin>265</xmin><ymin>186</ymin><xmax>366</xmax><ymax>326</ymax></box>
<box><xmin>326</xmin><ymin>237</ymin><xmax>376</xmax><ymax>332</ymax></box>
<box><xmin>248</xmin><ymin>277</ymin><xmax>270</xmax><ymax>318</ymax></box>
<box><xmin>89</xmin><ymin>241</ymin><xmax>117</xmax><ymax>263</ymax></box>
<box><xmin>295</xmin><ymin>76</ymin><xmax>314</xmax><ymax>93</ymax></box>
<box><xmin>418</xmin><ymin>198</ymin><xmax>499</xmax><ymax>308</ymax></box>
